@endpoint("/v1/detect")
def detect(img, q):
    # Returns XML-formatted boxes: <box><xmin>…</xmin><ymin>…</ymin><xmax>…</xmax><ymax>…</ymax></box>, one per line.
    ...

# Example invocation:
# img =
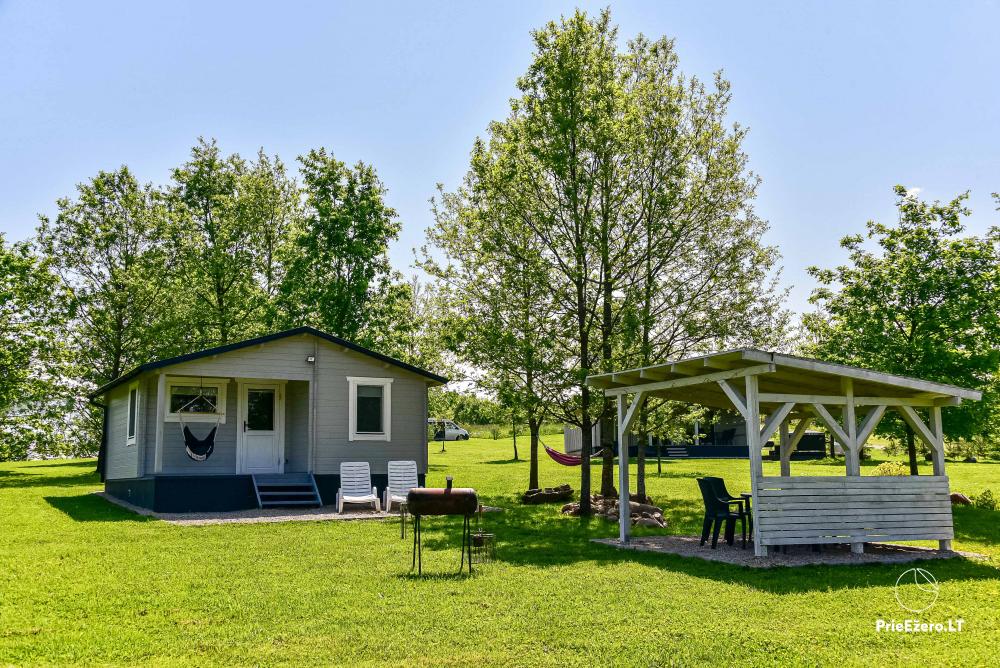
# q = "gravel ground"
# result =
<box><xmin>593</xmin><ymin>534</ymin><xmax>985</xmax><ymax>568</ymax></box>
<box><xmin>97</xmin><ymin>492</ymin><xmax>396</xmax><ymax>526</ymax></box>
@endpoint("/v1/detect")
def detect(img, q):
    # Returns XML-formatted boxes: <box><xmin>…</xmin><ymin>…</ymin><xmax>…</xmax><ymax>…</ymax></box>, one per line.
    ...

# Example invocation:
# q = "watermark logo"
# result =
<box><xmin>894</xmin><ymin>567</ymin><xmax>939</xmax><ymax>613</ymax></box>
<box><xmin>876</xmin><ymin>567</ymin><xmax>964</xmax><ymax>633</ymax></box>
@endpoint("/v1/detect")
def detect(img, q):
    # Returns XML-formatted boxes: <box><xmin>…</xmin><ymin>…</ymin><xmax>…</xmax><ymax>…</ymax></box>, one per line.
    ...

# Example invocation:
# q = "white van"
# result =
<box><xmin>428</xmin><ymin>418</ymin><xmax>470</xmax><ymax>441</ymax></box>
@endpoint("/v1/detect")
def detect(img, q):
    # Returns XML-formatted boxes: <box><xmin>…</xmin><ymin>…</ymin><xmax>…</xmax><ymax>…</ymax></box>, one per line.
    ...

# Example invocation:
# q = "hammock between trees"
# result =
<box><xmin>544</xmin><ymin>444</ymin><xmax>582</xmax><ymax>466</ymax></box>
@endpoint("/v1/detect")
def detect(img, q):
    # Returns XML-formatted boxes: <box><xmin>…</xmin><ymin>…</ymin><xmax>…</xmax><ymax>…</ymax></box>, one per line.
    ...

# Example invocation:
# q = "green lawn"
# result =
<box><xmin>1</xmin><ymin>440</ymin><xmax>998</xmax><ymax>666</ymax></box>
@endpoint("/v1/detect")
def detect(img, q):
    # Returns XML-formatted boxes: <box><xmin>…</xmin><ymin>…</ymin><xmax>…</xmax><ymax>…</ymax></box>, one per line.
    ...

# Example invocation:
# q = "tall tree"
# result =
<box><xmin>458</xmin><ymin>9</ymin><xmax>783</xmax><ymax>510</ymax></box>
<box><xmin>423</xmin><ymin>182</ymin><xmax>562</xmax><ymax>491</ymax></box>
<box><xmin>276</xmin><ymin>148</ymin><xmax>401</xmax><ymax>345</ymax></box>
<box><xmin>0</xmin><ymin>236</ymin><xmax>74</xmax><ymax>460</ymax></box>
<box><xmin>37</xmin><ymin>166</ymin><xmax>173</xmax><ymax>384</ymax></box>
<box><xmin>169</xmin><ymin>138</ymin><xmax>264</xmax><ymax>346</ymax></box>
<box><xmin>804</xmin><ymin>186</ymin><xmax>1000</xmax><ymax>473</ymax></box>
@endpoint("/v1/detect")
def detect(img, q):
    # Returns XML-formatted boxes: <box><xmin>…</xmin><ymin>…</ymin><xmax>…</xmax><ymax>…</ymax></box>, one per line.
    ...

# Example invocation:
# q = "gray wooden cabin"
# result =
<box><xmin>91</xmin><ymin>327</ymin><xmax>447</xmax><ymax>512</ymax></box>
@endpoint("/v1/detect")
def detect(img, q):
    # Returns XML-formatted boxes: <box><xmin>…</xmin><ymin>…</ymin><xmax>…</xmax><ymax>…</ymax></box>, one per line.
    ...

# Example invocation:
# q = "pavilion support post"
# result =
<box><xmin>616</xmin><ymin>391</ymin><xmax>645</xmax><ymax>544</ymax></box>
<box><xmin>744</xmin><ymin>375</ymin><xmax>765</xmax><ymax>557</ymax></box>
<box><xmin>153</xmin><ymin>371</ymin><xmax>166</xmax><ymax>474</ymax></box>
<box><xmin>840</xmin><ymin>378</ymin><xmax>864</xmax><ymax>554</ymax></box>
<box><xmin>778</xmin><ymin>418</ymin><xmax>791</xmax><ymax>477</ymax></box>
<box><xmin>928</xmin><ymin>406</ymin><xmax>952</xmax><ymax>551</ymax></box>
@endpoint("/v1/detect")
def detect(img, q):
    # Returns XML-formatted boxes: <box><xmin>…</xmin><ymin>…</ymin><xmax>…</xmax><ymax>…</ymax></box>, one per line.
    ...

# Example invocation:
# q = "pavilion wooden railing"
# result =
<box><xmin>754</xmin><ymin>475</ymin><xmax>954</xmax><ymax>547</ymax></box>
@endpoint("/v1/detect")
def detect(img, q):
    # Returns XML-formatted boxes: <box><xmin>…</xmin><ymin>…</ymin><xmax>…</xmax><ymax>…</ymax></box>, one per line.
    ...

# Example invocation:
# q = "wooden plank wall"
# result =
<box><xmin>756</xmin><ymin>475</ymin><xmax>954</xmax><ymax>546</ymax></box>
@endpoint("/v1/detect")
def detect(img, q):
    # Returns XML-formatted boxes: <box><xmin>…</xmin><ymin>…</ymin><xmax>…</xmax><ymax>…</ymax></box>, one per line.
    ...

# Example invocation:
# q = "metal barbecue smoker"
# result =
<box><xmin>407</xmin><ymin>477</ymin><xmax>478</xmax><ymax>574</ymax></box>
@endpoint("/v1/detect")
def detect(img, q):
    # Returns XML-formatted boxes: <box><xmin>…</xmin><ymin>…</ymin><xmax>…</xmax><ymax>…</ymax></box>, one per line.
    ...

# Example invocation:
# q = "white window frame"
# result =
<box><xmin>164</xmin><ymin>376</ymin><xmax>228</xmax><ymax>424</ymax></box>
<box><xmin>125</xmin><ymin>381</ymin><xmax>140</xmax><ymax>447</ymax></box>
<box><xmin>348</xmin><ymin>376</ymin><xmax>392</xmax><ymax>442</ymax></box>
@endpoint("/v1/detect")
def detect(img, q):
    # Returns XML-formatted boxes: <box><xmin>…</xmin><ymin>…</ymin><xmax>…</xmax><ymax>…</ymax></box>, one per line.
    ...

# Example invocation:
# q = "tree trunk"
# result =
<box><xmin>528</xmin><ymin>418</ymin><xmax>540</xmax><ymax>490</ymax></box>
<box><xmin>512</xmin><ymin>417</ymin><xmax>519</xmax><ymax>461</ymax></box>
<box><xmin>906</xmin><ymin>426</ymin><xmax>918</xmax><ymax>475</ymax></box>
<box><xmin>656</xmin><ymin>436</ymin><xmax>662</xmax><ymax>474</ymax></box>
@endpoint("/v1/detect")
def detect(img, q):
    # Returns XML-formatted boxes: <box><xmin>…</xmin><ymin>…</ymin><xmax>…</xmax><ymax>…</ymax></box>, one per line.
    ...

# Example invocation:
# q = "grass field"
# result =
<box><xmin>1</xmin><ymin>440</ymin><xmax>998</xmax><ymax>666</ymax></box>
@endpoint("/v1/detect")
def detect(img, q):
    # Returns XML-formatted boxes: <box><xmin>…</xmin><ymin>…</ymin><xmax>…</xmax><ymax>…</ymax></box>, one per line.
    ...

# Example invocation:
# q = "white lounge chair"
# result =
<box><xmin>337</xmin><ymin>462</ymin><xmax>381</xmax><ymax>513</ymax></box>
<box><xmin>384</xmin><ymin>460</ymin><xmax>420</xmax><ymax>512</ymax></box>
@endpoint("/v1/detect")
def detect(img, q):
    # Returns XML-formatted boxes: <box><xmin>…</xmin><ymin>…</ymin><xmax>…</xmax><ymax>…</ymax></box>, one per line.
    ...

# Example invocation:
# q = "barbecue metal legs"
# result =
<box><xmin>410</xmin><ymin>514</ymin><xmax>473</xmax><ymax>575</ymax></box>
<box><xmin>459</xmin><ymin>515</ymin><xmax>473</xmax><ymax>575</ymax></box>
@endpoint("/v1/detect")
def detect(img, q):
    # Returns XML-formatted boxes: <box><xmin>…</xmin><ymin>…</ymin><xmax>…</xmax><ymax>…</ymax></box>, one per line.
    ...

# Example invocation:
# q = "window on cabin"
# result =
<box><xmin>169</xmin><ymin>385</ymin><xmax>220</xmax><ymax>414</ymax></box>
<box><xmin>126</xmin><ymin>385</ymin><xmax>139</xmax><ymax>445</ymax></box>
<box><xmin>356</xmin><ymin>385</ymin><xmax>383</xmax><ymax>433</ymax></box>
<box><xmin>348</xmin><ymin>377</ymin><xmax>392</xmax><ymax>441</ymax></box>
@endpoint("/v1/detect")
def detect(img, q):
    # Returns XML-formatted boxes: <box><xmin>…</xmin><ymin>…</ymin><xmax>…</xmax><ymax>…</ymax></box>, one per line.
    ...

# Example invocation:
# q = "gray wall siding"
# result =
<box><xmin>313</xmin><ymin>341</ymin><xmax>429</xmax><ymax>475</ymax></box>
<box><xmin>285</xmin><ymin>380</ymin><xmax>310</xmax><ymax>472</ymax></box>
<box><xmin>168</xmin><ymin>335</ymin><xmax>315</xmax><ymax>380</ymax></box>
<box><xmin>104</xmin><ymin>385</ymin><xmax>140</xmax><ymax>480</ymax></box>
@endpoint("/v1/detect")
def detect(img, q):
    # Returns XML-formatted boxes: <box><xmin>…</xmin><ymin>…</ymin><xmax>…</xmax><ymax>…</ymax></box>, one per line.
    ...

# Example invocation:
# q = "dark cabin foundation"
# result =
<box><xmin>106</xmin><ymin>473</ymin><xmax>426</xmax><ymax>513</ymax></box>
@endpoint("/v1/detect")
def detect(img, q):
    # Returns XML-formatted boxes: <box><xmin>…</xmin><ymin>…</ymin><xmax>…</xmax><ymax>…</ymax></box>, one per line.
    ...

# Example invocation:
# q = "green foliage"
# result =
<box><xmin>428</xmin><ymin>388</ymin><xmax>505</xmax><ymax>425</ymax></box>
<box><xmin>169</xmin><ymin>138</ymin><xmax>272</xmax><ymax>346</ymax></box>
<box><xmin>276</xmin><ymin>148</ymin><xmax>401</xmax><ymax>344</ymax></box>
<box><xmin>804</xmin><ymin>186</ymin><xmax>1000</xmax><ymax>444</ymax></box>
<box><xmin>871</xmin><ymin>461</ymin><xmax>910</xmax><ymax>476</ymax></box>
<box><xmin>971</xmin><ymin>489</ymin><xmax>997</xmax><ymax>511</ymax></box>
<box><xmin>0</xmin><ymin>236</ymin><xmax>75</xmax><ymax>460</ymax></box>
<box><xmin>432</xmin><ymin>8</ymin><xmax>785</xmax><ymax>501</ymax></box>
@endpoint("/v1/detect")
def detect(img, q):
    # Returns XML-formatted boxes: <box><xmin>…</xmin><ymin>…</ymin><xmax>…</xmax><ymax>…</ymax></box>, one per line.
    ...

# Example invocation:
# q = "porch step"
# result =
<box><xmin>252</xmin><ymin>474</ymin><xmax>322</xmax><ymax>508</ymax></box>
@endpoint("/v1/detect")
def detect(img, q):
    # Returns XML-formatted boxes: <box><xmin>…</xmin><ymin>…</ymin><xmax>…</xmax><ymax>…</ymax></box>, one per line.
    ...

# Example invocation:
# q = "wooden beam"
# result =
<box><xmin>621</xmin><ymin>391</ymin><xmax>646</xmax><ymax>434</ymax></box>
<box><xmin>927</xmin><ymin>405</ymin><xmax>950</xmax><ymax>550</ymax></box>
<box><xmin>760</xmin><ymin>402</ymin><xmax>796</xmax><ymax>445</ymax></box>
<box><xmin>897</xmin><ymin>405</ymin><xmax>937</xmax><ymax>450</ymax></box>
<box><xmin>603</xmin><ymin>363</ymin><xmax>774</xmax><ymax>397</ymax></box>
<box><xmin>788</xmin><ymin>417</ymin><xmax>813</xmax><ymax>451</ymax></box>
<box><xmin>744</xmin><ymin>375</ymin><xmax>766</xmax><ymax>557</ymax></box>
<box><xmin>639</xmin><ymin>368</ymin><xmax>673</xmax><ymax>381</ymax></box>
<box><xmin>779</xmin><ymin>418</ymin><xmax>792</xmax><ymax>476</ymax></box>
<box><xmin>670</xmin><ymin>362</ymin><xmax>702</xmax><ymax>376</ymax></box>
<box><xmin>617</xmin><ymin>396</ymin><xmax>630</xmax><ymax>544</ymax></box>
<box><xmin>810</xmin><ymin>403</ymin><xmax>850</xmax><ymax>448</ymax></box>
<box><xmin>718</xmin><ymin>380</ymin><xmax>748</xmax><ymax>419</ymax></box>
<box><xmin>856</xmin><ymin>405</ymin><xmax>887</xmax><ymax>448</ymax></box>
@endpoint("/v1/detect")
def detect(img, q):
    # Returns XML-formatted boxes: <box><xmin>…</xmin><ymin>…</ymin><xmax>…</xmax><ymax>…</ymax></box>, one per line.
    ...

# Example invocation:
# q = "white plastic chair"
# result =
<box><xmin>337</xmin><ymin>462</ymin><xmax>381</xmax><ymax>513</ymax></box>
<box><xmin>384</xmin><ymin>460</ymin><xmax>419</xmax><ymax>512</ymax></box>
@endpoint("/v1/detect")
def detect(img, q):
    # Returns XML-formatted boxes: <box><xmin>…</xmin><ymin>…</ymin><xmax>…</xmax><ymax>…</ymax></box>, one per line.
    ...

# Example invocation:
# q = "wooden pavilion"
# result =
<box><xmin>586</xmin><ymin>350</ymin><xmax>982</xmax><ymax>557</ymax></box>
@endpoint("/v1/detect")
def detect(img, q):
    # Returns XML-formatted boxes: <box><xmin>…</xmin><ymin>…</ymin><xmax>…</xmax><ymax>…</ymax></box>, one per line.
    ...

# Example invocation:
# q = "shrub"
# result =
<box><xmin>871</xmin><ymin>461</ymin><xmax>910</xmax><ymax>476</ymax></box>
<box><xmin>972</xmin><ymin>489</ymin><xmax>997</xmax><ymax>511</ymax></box>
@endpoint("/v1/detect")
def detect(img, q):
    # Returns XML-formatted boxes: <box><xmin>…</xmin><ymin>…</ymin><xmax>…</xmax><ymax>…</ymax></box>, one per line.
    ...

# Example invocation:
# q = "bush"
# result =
<box><xmin>871</xmin><ymin>461</ymin><xmax>910</xmax><ymax>476</ymax></box>
<box><xmin>971</xmin><ymin>489</ymin><xmax>997</xmax><ymax>511</ymax></box>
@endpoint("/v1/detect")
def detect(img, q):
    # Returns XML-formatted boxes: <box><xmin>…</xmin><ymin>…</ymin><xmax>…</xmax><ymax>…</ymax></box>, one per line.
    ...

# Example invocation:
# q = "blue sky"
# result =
<box><xmin>2</xmin><ymin>1</ymin><xmax>997</xmax><ymax>313</ymax></box>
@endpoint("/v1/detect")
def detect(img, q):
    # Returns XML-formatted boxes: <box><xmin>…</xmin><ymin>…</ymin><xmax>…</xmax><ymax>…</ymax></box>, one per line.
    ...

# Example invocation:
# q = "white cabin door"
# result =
<box><xmin>240</xmin><ymin>383</ymin><xmax>283</xmax><ymax>474</ymax></box>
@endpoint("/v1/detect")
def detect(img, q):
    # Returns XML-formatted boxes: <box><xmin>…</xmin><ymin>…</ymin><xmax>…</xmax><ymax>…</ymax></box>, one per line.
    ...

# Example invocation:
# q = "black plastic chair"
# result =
<box><xmin>704</xmin><ymin>476</ymin><xmax>752</xmax><ymax>537</ymax></box>
<box><xmin>696</xmin><ymin>477</ymin><xmax>746</xmax><ymax>549</ymax></box>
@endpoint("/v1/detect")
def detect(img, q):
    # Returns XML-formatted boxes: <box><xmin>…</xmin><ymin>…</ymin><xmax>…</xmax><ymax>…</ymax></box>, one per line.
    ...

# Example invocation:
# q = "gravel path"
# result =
<box><xmin>593</xmin><ymin>534</ymin><xmax>985</xmax><ymax>568</ymax></box>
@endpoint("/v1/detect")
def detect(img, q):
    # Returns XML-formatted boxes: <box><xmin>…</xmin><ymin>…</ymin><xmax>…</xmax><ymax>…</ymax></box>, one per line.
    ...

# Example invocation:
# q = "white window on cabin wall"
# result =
<box><xmin>165</xmin><ymin>377</ymin><xmax>228</xmax><ymax>423</ymax></box>
<box><xmin>347</xmin><ymin>377</ymin><xmax>392</xmax><ymax>442</ymax></box>
<box><xmin>125</xmin><ymin>381</ymin><xmax>140</xmax><ymax>446</ymax></box>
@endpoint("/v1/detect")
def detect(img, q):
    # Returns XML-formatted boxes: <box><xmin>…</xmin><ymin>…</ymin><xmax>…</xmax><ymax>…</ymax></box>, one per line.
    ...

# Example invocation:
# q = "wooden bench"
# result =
<box><xmin>755</xmin><ymin>475</ymin><xmax>953</xmax><ymax>547</ymax></box>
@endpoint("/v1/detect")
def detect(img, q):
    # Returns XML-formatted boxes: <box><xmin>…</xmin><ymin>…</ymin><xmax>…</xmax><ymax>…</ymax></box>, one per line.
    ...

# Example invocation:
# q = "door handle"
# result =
<box><xmin>243</xmin><ymin>421</ymin><xmax>247</xmax><ymax>432</ymax></box>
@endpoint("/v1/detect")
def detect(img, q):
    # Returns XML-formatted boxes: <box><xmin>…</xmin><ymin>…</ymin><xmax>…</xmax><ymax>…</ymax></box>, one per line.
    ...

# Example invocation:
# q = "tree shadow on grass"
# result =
<box><xmin>951</xmin><ymin>505</ymin><xmax>1000</xmax><ymax>546</ymax></box>
<box><xmin>44</xmin><ymin>493</ymin><xmax>154</xmax><ymax>522</ymax></box>
<box><xmin>409</xmin><ymin>499</ymin><xmax>1000</xmax><ymax>594</ymax></box>
<box><xmin>483</xmin><ymin>459</ymin><xmax>524</xmax><ymax>465</ymax></box>
<box><xmin>0</xmin><ymin>468</ymin><xmax>100</xmax><ymax>489</ymax></box>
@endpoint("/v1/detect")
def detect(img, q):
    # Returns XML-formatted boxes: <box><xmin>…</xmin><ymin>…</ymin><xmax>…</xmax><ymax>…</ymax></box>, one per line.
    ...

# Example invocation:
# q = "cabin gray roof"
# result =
<box><xmin>90</xmin><ymin>326</ymin><xmax>448</xmax><ymax>399</ymax></box>
<box><xmin>586</xmin><ymin>349</ymin><xmax>981</xmax><ymax>410</ymax></box>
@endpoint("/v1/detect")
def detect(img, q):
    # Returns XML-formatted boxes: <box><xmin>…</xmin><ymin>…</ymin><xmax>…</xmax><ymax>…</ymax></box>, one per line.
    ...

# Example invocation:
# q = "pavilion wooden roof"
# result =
<box><xmin>586</xmin><ymin>349</ymin><xmax>981</xmax><ymax>412</ymax></box>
